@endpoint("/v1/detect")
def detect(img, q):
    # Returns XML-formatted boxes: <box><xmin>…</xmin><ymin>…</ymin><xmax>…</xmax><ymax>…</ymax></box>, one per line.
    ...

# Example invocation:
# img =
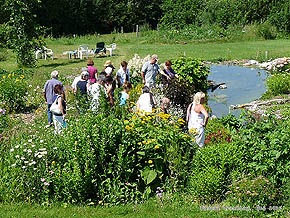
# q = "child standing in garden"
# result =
<box><xmin>119</xmin><ymin>81</ymin><xmax>132</xmax><ymax>106</ymax></box>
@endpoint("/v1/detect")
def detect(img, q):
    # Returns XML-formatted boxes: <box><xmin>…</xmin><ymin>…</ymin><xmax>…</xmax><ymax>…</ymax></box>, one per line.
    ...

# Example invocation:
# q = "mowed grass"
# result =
<box><xmin>0</xmin><ymin>198</ymin><xmax>267</xmax><ymax>218</ymax></box>
<box><xmin>1</xmin><ymin>33</ymin><xmax>290</xmax><ymax>82</ymax></box>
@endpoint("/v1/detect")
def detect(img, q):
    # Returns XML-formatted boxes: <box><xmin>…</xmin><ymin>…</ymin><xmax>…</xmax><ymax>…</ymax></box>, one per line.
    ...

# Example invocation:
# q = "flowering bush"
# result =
<box><xmin>1</xmin><ymin>108</ymin><xmax>195</xmax><ymax>204</ymax></box>
<box><xmin>0</xmin><ymin>108</ymin><xmax>8</xmax><ymax>133</ymax></box>
<box><xmin>226</xmin><ymin>175</ymin><xmax>281</xmax><ymax>209</ymax></box>
<box><xmin>127</xmin><ymin>54</ymin><xmax>151</xmax><ymax>85</ymax></box>
<box><xmin>0</xmin><ymin>69</ymin><xmax>28</xmax><ymax>112</ymax></box>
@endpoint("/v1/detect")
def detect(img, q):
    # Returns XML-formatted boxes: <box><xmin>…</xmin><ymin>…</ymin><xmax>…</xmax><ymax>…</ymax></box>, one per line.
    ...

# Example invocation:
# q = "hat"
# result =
<box><xmin>51</xmin><ymin>70</ymin><xmax>59</xmax><ymax>78</ymax></box>
<box><xmin>104</xmin><ymin>60</ymin><xmax>112</xmax><ymax>67</ymax></box>
<box><xmin>151</xmin><ymin>54</ymin><xmax>158</xmax><ymax>60</ymax></box>
<box><xmin>104</xmin><ymin>67</ymin><xmax>113</xmax><ymax>75</ymax></box>
<box><xmin>107</xmin><ymin>64</ymin><xmax>115</xmax><ymax>69</ymax></box>
<box><xmin>81</xmin><ymin>71</ymin><xmax>89</xmax><ymax>77</ymax></box>
<box><xmin>87</xmin><ymin>59</ymin><xmax>94</xmax><ymax>65</ymax></box>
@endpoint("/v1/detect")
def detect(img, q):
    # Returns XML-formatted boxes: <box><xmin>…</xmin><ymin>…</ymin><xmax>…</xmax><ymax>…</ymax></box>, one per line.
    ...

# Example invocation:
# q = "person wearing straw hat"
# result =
<box><xmin>87</xmin><ymin>59</ymin><xmax>98</xmax><ymax>84</ymax></box>
<box><xmin>102</xmin><ymin>60</ymin><xmax>115</xmax><ymax>75</ymax></box>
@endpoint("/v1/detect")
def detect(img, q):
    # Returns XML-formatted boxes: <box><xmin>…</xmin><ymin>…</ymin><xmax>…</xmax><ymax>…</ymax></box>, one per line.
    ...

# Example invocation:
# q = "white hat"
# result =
<box><xmin>81</xmin><ymin>71</ymin><xmax>89</xmax><ymax>77</ymax></box>
<box><xmin>51</xmin><ymin>70</ymin><xmax>59</xmax><ymax>78</ymax></box>
<box><xmin>105</xmin><ymin>67</ymin><xmax>113</xmax><ymax>75</ymax></box>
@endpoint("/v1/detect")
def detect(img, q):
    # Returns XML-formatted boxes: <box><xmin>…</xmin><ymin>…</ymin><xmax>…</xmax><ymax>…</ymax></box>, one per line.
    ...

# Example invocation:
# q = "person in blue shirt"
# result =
<box><xmin>119</xmin><ymin>81</ymin><xmax>132</xmax><ymax>106</ymax></box>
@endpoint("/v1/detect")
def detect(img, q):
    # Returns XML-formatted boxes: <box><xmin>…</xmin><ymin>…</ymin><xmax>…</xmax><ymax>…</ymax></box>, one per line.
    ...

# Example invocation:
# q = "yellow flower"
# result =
<box><xmin>15</xmin><ymin>79</ymin><xmax>20</xmax><ymax>82</ymax></box>
<box><xmin>75</xmin><ymin>141</ymin><xmax>78</xmax><ymax>145</ymax></box>
<box><xmin>137</xmin><ymin>142</ymin><xmax>142</xmax><ymax>145</ymax></box>
<box><xmin>174</xmin><ymin>125</ymin><xmax>179</xmax><ymax>128</ymax></box>
<box><xmin>125</xmin><ymin>125</ymin><xmax>132</xmax><ymax>131</ymax></box>
<box><xmin>129</xmin><ymin>123</ymin><xmax>134</xmax><ymax>127</ymax></box>
<box><xmin>52</xmin><ymin>161</ymin><xmax>56</xmax><ymax>165</ymax></box>
<box><xmin>2</xmin><ymin>75</ymin><xmax>6</xmax><ymax>79</ymax></box>
<box><xmin>177</xmin><ymin>118</ymin><xmax>185</xmax><ymax>124</ymax></box>
<box><xmin>145</xmin><ymin>161</ymin><xmax>147</xmax><ymax>163</ymax></box>
<box><xmin>142</xmin><ymin>140</ymin><xmax>146</xmax><ymax>144</ymax></box>
<box><xmin>148</xmin><ymin>160</ymin><xmax>153</xmax><ymax>164</ymax></box>
<box><xmin>154</xmin><ymin>145</ymin><xmax>160</xmax><ymax>149</ymax></box>
<box><xmin>124</xmin><ymin>120</ymin><xmax>129</xmax><ymax>124</ymax></box>
<box><xmin>132</xmin><ymin>116</ymin><xmax>137</xmax><ymax>119</ymax></box>
<box><xmin>8</xmin><ymin>74</ymin><xmax>11</xmax><ymax>78</ymax></box>
<box><xmin>141</xmin><ymin>121</ymin><xmax>146</xmax><ymax>124</ymax></box>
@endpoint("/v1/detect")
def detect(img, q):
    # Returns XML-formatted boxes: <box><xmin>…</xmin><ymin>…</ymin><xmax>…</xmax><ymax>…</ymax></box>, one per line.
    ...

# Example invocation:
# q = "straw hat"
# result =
<box><xmin>104</xmin><ymin>60</ymin><xmax>112</xmax><ymax>67</ymax></box>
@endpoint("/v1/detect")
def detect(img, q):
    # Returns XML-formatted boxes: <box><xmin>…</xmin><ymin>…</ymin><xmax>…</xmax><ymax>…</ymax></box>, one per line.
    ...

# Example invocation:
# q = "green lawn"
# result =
<box><xmin>0</xmin><ymin>199</ymin><xmax>269</xmax><ymax>218</ymax></box>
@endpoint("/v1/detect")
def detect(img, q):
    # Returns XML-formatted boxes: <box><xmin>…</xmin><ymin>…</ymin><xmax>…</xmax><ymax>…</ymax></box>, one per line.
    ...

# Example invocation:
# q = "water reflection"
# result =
<box><xmin>208</xmin><ymin>65</ymin><xmax>268</xmax><ymax>117</ymax></box>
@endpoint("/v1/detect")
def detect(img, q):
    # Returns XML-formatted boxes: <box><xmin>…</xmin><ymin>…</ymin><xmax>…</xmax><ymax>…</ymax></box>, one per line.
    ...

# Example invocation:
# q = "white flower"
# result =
<box><xmin>15</xmin><ymin>155</ymin><xmax>20</xmax><ymax>158</ymax></box>
<box><xmin>27</xmin><ymin>149</ymin><xmax>32</xmax><ymax>153</ymax></box>
<box><xmin>22</xmin><ymin>166</ymin><xmax>26</xmax><ymax>169</ymax></box>
<box><xmin>33</xmin><ymin>168</ymin><xmax>37</xmax><ymax>170</ymax></box>
<box><xmin>40</xmin><ymin>140</ymin><xmax>44</xmax><ymax>143</ymax></box>
<box><xmin>21</xmin><ymin>157</ymin><xmax>25</xmax><ymax>160</ymax></box>
<box><xmin>37</xmin><ymin>155</ymin><xmax>42</xmax><ymax>158</ymax></box>
<box><xmin>15</xmin><ymin>145</ymin><xmax>20</xmax><ymax>149</ymax></box>
<box><xmin>23</xmin><ymin>149</ymin><xmax>27</xmax><ymax>152</ymax></box>
<box><xmin>10</xmin><ymin>149</ymin><xmax>14</xmax><ymax>152</ymax></box>
<box><xmin>53</xmin><ymin>147</ymin><xmax>58</xmax><ymax>150</ymax></box>
<box><xmin>39</xmin><ymin>148</ymin><xmax>46</xmax><ymax>151</ymax></box>
<box><xmin>24</xmin><ymin>161</ymin><xmax>28</xmax><ymax>164</ymax></box>
<box><xmin>31</xmin><ymin>144</ymin><xmax>36</xmax><ymax>147</ymax></box>
<box><xmin>11</xmin><ymin>163</ymin><xmax>16</xmax><ymax>167</ymax></box>
<box><xmin>24</xmin><ymin>143</ymin><xmax>27</xmax><ymax>146</ymax></box>
<box><xmin>41</xmin><ymin>178</ymin><xmax>45</xmax><ymax>182</ymax></box>
<box><xmin>28</xmin><ymin>139</ymin><xmax>32</xmax><ymax>143</ymax></box>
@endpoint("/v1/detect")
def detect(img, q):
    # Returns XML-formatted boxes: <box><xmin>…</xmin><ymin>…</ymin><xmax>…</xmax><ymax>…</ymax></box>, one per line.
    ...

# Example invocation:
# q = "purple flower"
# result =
<box><xmin>41</xmin><ymin>178</ymin><xmax>45</xmax><ymax>182</ymax></box>
<box><xmin>44</xmin><ymin>182</ymin><xmax>50</xmax><ymax>186</ymax></box>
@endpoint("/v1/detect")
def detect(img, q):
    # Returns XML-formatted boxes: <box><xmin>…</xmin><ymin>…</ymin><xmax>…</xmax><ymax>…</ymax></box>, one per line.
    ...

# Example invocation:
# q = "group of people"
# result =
<box><xmin>43</xmin><ymin>54</ymin><xmax>209</xmax><ymax>147</ymax></box>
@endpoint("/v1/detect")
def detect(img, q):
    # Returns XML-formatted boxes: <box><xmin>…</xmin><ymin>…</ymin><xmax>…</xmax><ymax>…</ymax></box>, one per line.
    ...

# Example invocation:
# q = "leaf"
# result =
<box><xmin>146</xmin><ymin>170</ymin><xmax>157</xmax><ymax>185</ymax></box>
<box><xmin>137</xmin><ymin>151</ymin><xmax>145</xmax><ymax>156</ymax></box>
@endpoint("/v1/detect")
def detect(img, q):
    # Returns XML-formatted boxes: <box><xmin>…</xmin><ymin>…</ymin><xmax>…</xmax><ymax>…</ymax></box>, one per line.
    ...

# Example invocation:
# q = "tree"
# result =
<box><xmin>4</xmin><ymin>0</ymin><xmax>43</xmax><ymax>67</ymax></box>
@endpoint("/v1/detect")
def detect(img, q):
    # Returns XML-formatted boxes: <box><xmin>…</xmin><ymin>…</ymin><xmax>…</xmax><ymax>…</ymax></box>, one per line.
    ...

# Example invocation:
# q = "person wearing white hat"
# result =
<box><xmin>43</xmin><ymin>70</ymin><xmax>64</xmax><ymax>126</ymax></box>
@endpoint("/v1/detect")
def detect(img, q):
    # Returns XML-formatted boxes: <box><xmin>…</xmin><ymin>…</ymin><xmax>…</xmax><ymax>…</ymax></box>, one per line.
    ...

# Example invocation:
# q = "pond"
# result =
<box><xmin>208</xmin><ymin>64</ymin><xmax>268</xmax><ymax>118</ymax></box>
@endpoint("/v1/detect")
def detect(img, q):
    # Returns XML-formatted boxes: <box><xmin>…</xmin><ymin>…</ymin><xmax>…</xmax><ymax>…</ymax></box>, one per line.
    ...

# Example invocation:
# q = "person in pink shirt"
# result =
<box><xmin>87</xmin><ymin>59</ymin><xmax>98</xmax><ymax>84</ymax></box>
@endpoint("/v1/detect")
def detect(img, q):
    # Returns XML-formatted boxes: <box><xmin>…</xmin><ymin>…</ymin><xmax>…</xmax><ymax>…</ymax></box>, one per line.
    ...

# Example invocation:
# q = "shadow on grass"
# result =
<box><xmin>39</xmin><ymin>59</ymin><xmax>84</xmax><ymax>68</ymax></box>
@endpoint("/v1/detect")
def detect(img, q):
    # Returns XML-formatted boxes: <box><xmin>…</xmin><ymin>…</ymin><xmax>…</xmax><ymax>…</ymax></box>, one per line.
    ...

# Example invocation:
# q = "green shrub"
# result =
<box><xmin>0</xmin><ymin>69</ymin><xmax>28</xmax><ymax>112</ymax></box>
<box><xmin>0</xmin><ymin>48</ymin><xmax>8</xmax><ymax>62</ymax></box>
<box><xmin>237</xmin><ymin>114</ymin><xmax>290</xmax><ymax>186</ymax></box>
<box><xmin>188</xmin><ymin>141</ymin><xmax>246</xmax><ymax>203</ymax></box>
<box><xmin>226</xmin><ymin>175</ymin><xmax>281</xmax><ymax>209</ymax></box>
<box><xmin>266</xmin><ymin>74</ymin><xmax>290</xmax><ymax>96</ymax></box>
<box><xmin>256</xmin><ymin>22</ymin><xmax>277</xmax><ymax>40</ymax></box>
<box><xmin>172</xmin><ymin>57</ymin><xmax>210</xmax><ymax>92</ymax></box>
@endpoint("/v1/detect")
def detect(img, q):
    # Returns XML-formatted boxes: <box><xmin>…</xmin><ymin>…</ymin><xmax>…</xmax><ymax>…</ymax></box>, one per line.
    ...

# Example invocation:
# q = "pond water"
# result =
<box><xmin>207</xmin><ymin>65</ymin><xmax>268</xmax><ymax>118</ymax></box>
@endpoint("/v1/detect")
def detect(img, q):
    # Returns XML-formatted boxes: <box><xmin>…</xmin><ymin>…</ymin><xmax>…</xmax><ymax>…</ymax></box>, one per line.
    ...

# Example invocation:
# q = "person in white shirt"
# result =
<box><xmin>72</xmin><ymin>67</ymin><xmax>88</xmax><ymax>93</ymax></box>
<box><xmin>116</xmin><ymin>61</ymin><xmax>130</xmax><ymax>87</ymax></box>
<box><xmin>137</xmin><ymin>86</ymin><xmax>156</xmax><ymax>113</ymax></box>
<box><xmin>186</xmin><ymin>92</ymin><xmax>209</xmax><ymax>147</ymax></box>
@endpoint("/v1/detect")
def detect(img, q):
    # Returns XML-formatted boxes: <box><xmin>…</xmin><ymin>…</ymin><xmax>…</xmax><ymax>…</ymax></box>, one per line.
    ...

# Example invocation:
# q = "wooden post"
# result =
<box><xmin>121</xmin><ymin>27</ymin><xmax>124</xmax><ymax>34</ymax></box>
<box><xmin>265</xmin><ymin>51</ymin><xmax>268</xmax><ymax>59</ymax></box>
<box><xmin>136</xmin><ymin>25</ymin><xmax>139</xmax><ymax>37</ymax></box>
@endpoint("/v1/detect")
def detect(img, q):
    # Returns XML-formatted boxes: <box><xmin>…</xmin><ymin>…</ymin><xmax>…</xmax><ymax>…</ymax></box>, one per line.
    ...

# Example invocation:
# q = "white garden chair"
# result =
<box><xmin>43</xmin><ymin>46</ymin><xmax>54</xmax><ymax>60</ymax></box>
<box><xmin>106</xmin><ymin>43</ymin><xmax>117</xmax><ymax>57</ymax></box>
<box><xmin>78</xmin><ymin>45</ymin><xmax>89</xmax><ymax>59</ymax></box>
